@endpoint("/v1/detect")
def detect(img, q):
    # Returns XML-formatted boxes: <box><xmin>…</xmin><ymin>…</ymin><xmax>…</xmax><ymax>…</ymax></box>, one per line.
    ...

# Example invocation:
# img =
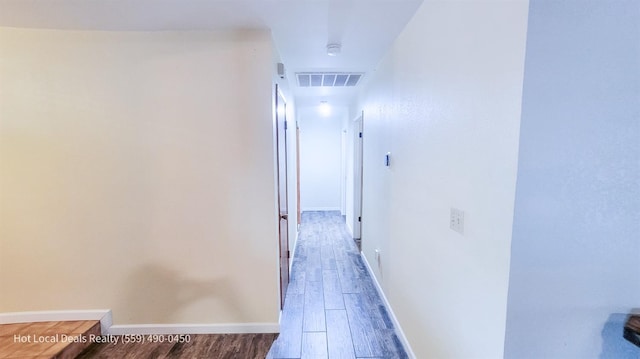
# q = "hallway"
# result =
<box><xmin>268</xmin><ymin>211</ymin><xmax>408</xmax><ymax>359</ymax></box>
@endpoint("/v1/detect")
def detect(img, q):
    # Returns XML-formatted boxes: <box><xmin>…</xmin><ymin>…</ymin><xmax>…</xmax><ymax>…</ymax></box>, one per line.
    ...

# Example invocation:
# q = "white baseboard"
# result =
<box><xmin>107</xmin><ymin>323</ymin><xmax>279</xmax><ymax>335</ymax></box>
<box><xmin>360</xmin><ymin>253</ymin><xmax>416</xmax><ymax>359</ymax></box>
<box><xmin>0</xmin><ymin>310</ymin><xmax>279</xmax><ymax>335</ymax></box>
<box><xmin>301</xmin><ymin>207</ymin><xmax>341</xmax><ymax>212</ymax></box>
<box><xmin>0</xmin><ymin>310</ymin><xmax>112</xmax><ymax>335</ymax></box>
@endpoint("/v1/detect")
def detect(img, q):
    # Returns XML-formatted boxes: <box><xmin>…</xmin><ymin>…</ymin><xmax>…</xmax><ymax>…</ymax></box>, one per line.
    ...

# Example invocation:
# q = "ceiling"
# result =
<box><xmin>0</xmin><ymin>0</ymin><xmax>423</xmax><ymax>107</ymax></box>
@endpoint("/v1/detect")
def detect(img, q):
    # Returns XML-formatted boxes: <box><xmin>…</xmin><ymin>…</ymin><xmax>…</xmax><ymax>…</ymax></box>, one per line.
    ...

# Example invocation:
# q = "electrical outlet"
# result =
<box><xmin>450</xmin><ymin>208</ymin><xmax>464</xmax><ymax>234</ymax></box>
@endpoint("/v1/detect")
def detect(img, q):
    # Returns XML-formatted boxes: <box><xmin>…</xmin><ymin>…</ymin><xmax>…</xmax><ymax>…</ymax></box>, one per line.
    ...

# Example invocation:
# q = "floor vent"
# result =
<box><xmin>296</xmin><ymin>72</ymin><xmax>363</xmax><ymax>87</ymax></box>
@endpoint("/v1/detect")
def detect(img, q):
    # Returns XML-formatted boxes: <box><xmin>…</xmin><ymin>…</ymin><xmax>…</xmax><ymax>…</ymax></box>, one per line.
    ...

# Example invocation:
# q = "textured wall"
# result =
<box><xmin>505</xmin><ymin>0</ymin><xmax>640</xmax><ymax>358</ymax></box>
<box><xmin>356</xmin><ymin>1</ymin><xmax>529</xmax><ymax>357</ymax></box>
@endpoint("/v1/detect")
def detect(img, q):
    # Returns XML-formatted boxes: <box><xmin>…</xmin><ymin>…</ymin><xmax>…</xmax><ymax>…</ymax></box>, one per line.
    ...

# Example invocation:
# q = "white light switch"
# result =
<box><xmin>450</xmin><ymin>208</ymin><xmax>465</xmax><ymax>234</ymax></box>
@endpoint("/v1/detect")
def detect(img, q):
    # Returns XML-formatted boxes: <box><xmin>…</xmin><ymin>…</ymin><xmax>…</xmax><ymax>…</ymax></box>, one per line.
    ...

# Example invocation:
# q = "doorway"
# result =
<box><xmin>352</xmin><ymin>112</ymin><xmax>364</xmax><ymax>249</ymax></box>
<box><xmin>275</xmin><ymin>84</ymin><xmax>289</xmax><ymax>308</ymax></box>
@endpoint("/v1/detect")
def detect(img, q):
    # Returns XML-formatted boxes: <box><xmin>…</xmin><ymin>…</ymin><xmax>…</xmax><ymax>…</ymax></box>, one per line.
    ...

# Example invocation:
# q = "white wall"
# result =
<box><xmin>504</xmin><ymin>0</ymin><xmax>640</xmax><ymax>358</ymax></box>
<box><xmin>355</xmin><ymin>1</ymin><xmax>529</xmax><ymax>357</ymax></box>
<box><xmin>298</xmin><ymin>105</ymin><xmax>347</xmax><ymax>211</ymax></box>
<box><xmin>0</xmin><ymin>28</ymin><xmax>281</xmax><ymax>328</ymax></box>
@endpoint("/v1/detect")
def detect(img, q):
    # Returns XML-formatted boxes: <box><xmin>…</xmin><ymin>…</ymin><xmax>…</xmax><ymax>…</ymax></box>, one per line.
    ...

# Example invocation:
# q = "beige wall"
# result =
<box><xmin>356</xmin><ymin>0</ymin><xmax>529</xmax><ymax>357</ymax></box>
<box><xmin>0</xmin><ymin>28</ymin><xmax>280</xmax><ymax>326</ymax></box>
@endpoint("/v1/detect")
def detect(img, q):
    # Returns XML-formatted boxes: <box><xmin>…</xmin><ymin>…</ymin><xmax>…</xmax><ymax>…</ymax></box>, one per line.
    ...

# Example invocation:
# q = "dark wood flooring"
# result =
<box><xmin>0</xmin><ymin>320</ymin><xmax>100</xmax><ymax>359</ymax></box>
<box><xmin>76</xmin><ymin>333</ymin><xmax>277</xmax><ymax>359</ymax></box>
<box><xmin>267</xmin><ymin>211</ymin><xmax>408</xmax><ymax>359</ymax></box>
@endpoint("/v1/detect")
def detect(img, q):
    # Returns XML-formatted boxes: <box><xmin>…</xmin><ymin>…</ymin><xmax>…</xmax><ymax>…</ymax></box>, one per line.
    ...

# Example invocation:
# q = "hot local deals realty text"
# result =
<box><xmin>14</xmin><ymin>334</ymin><xmax>120</xmax><ymax>345</ymax></box>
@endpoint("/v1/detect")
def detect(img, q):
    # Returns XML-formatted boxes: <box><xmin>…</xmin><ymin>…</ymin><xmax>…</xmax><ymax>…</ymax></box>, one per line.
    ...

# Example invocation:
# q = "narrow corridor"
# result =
<box><xmin>268</xmin><ymin>211</ymin><xmax>408</xmax><ymax>359</ymax></box>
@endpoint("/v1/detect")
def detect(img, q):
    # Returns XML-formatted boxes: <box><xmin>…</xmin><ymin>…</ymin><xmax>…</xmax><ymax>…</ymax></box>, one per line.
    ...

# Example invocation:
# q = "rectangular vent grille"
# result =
<box><xmin>296</xmin><ymin>72</ymin><xmax>363</xmax><ymax>87</ymax></box>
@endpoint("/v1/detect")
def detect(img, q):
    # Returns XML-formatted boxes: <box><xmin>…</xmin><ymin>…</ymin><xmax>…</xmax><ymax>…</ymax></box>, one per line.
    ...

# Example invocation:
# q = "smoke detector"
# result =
<box><xmin>327</xmin><ymin>43</ymin><xmax>341</xmax><ymax>56</ymax></box>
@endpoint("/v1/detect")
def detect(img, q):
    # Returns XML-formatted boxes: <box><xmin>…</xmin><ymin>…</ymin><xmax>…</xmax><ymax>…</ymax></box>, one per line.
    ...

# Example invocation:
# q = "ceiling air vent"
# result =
<box><xmin>296</xmin><ymin>72</ymin><xmax>364</xmax><ymax>87</ymax></box>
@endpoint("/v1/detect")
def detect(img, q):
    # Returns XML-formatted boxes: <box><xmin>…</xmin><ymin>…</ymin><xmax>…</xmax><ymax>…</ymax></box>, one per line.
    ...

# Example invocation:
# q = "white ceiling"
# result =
<box><xmin>0</xmin><ymin>0</ymin><xmax>423</xmax><ymax>107</ymax></box>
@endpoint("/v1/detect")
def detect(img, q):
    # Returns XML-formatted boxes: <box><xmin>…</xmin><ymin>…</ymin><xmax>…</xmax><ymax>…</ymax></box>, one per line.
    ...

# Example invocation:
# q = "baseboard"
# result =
<box><xmin>0</xmin><ymin>310</ymin><xmax>113</xmax><ymax>335</ymax></box>
<box><xmin>301</xmin><ymin>207</ymin><xmax>341</xmax><ymax>212</ymax></box>
<box><xmin>345</xmin><ymin>221</ymin><xmax>354</xmax><ymax>238</ymax></box>
<box><xmin>360</xmin><ymin>253</ymin><xmax>417</xmax><ymax>359</ymax></box>
<box><xmin>107</xmin><ymin>323</ymin><xmax>280</xmax><ymax>335</ymax></box>
<box><xmin>0</xmin><ymin>311</ymin><xmax>279</xmax><ymax>335</ymax></box>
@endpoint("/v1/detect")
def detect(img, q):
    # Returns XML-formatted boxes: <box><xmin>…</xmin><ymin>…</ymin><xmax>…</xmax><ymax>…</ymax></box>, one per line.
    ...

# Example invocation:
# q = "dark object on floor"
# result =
<box><xmin>624</xmin><ymin>315</ymin><xmax>640</xmax><ymax>348</ymax></box>
<box><xmin>76</xmin><ymin>333</ymin><xmax>277</xmax><ymax>359</ymax></box>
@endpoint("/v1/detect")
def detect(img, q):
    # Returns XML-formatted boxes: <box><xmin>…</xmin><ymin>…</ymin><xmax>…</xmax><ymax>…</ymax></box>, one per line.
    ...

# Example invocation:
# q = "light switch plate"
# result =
<box><xmin>450</xmin><ymin>208</ymin><xmax>464</xmax><ymax>234</ymax></box>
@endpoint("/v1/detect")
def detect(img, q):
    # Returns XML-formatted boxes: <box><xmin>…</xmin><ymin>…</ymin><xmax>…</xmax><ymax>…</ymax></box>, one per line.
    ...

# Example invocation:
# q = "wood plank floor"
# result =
<box><xmin>0</xmin><ymin>320</ymin><xmax>100</xmax><ymax>359</ymax></box>
<box><xmin>76</xmin><ymin>333</ymin><xmax>277</xmax><ymax>359</ymax></box>
<box><xmin>267</xmin><ymin>211</ymin><xmax>408</xmax><ymax>359</ymax></box>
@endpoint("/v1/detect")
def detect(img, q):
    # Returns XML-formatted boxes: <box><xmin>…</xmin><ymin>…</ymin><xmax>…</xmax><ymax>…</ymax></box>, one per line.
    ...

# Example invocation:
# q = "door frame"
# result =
<box><xmin>275</xmin><ymin>84</ymin><xmax>289</xmax><ymax>308</ymax></box>
<box><xmin>353</xmin><ymin>112</ymin><xmax>364</xmax><ymax>241</ymax></box>
<box><xmin>296</xmin><ymin>123</ymin><xmax>301</xmax><ymax>227</ymax></box>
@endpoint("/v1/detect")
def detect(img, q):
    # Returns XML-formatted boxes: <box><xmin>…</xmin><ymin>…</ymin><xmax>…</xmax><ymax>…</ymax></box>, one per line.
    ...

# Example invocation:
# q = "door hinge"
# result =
<box><xmin>284</xmin><ymin>120</ymin><xmax>288</xmax><ymax>130</ymax></box>
<box><xmin>358</xmin><ymin>216</ymin><xmax>362</xmax><ymax>222</ymax></box>
<box><xmin>359</xmin><ymin>132</ymin><xmax>362</xmax><ymax>138</ymax></box>
<box><xmin>287</xmin><ymin>250</ymin><xmax>290</xmax><ymax>259</ymax></box>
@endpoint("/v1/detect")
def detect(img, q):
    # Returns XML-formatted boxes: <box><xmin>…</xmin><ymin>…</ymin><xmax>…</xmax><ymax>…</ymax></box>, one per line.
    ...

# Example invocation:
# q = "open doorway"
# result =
<box><xmin>297</xmin><ymin>105</ymin><xmax>346</xmax><ymax>213</ymax></box>
<box><xmin>352</xmin><ymin>112</ymin><xmax>364</xmax><ymax>250</ymax></box>
<box><xmin>296</xmin><ymin>105</ymin><xmax>363</xmax><ymax>251</ymax></box>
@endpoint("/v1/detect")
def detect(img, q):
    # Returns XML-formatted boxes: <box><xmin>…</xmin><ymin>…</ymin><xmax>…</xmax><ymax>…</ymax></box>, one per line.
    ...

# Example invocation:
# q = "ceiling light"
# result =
<box><xmin>318</xmin><ymin>101</ymin><xmax>332</xmax><ymax>116</ymax></box>
<box><xmin>327</xmin><ymin>43</ymin><xmax>341</xmax><ymax>56</ymax></box>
